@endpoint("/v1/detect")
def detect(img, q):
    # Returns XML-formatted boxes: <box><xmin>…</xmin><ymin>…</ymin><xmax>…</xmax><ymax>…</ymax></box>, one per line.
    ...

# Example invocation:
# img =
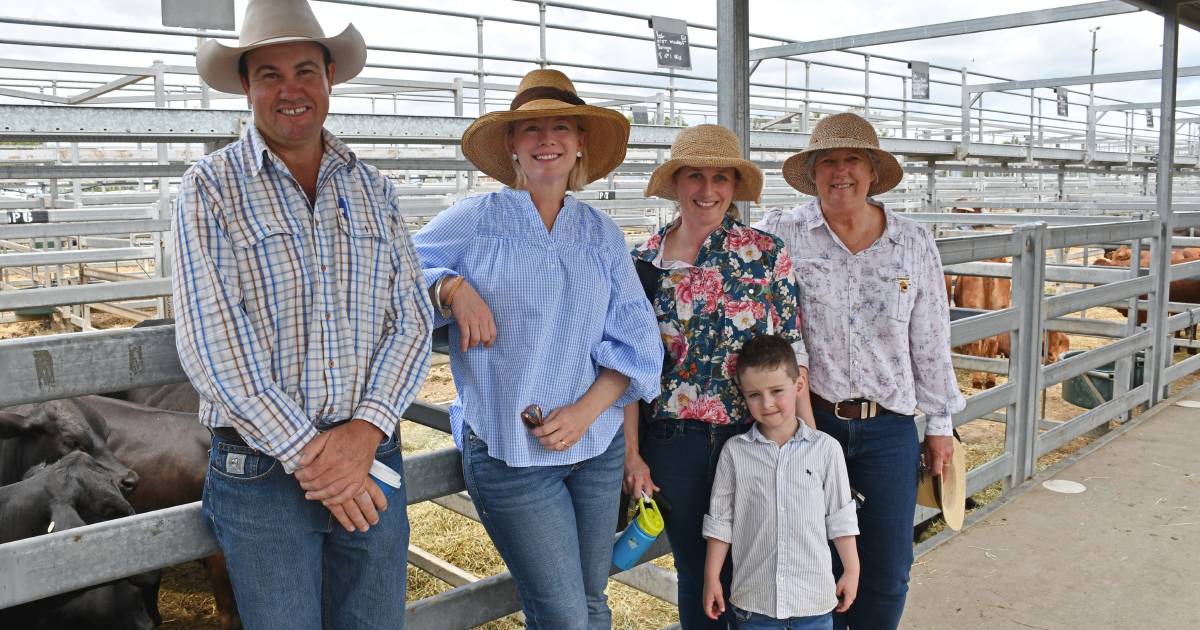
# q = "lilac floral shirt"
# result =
<box><xmin>754</xmin><ymin>199</ymin><xmax>964</xmax><ymax>436</ymax></box>
<box><xmin>632</xmin><ymin>216</ymin><xmax>807</xmax><ymax>426</ymax></box>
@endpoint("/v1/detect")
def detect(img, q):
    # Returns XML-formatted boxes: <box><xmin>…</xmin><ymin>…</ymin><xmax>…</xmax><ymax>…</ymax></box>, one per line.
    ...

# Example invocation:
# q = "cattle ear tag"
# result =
<box><xmin>47</xmin><ymin>521</ymin><xmax>55</xmax><ymax>534</ymax></box>
<box><xmin>226</xmin><ymin>453</ymin><xmax>246</xmax><ymax>475</ymax></box>
<box><xmin>897</xmin><ymin>276</ymin><xmax>910</xmax><ymax>292</ymax></box>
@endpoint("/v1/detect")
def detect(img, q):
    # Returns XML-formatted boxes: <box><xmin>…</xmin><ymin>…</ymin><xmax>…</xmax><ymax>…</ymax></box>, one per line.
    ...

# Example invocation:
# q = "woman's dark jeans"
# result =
<box><xmin>815</xmin><ymin>409</ymin><xmax>921</xmax><ymax>630</ymax></box>
<box><xmin>640</xmin><ymin>418</ymin><xmax>750</xmax><ymax>630</ymax></box>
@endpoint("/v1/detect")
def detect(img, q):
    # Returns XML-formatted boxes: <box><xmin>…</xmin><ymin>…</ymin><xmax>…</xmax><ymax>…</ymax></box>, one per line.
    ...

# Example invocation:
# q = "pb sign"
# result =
<box><xmin>650</xmin><ymin>16</ymin><xmax>691</xmax><ymax>71</ymax></box>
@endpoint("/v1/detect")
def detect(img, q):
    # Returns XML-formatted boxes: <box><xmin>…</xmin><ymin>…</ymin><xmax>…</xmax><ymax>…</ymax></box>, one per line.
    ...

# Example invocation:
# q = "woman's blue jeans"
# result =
<box><xmin>814</xmin><ymin>409</ymin><xmax>920</xmax><ymax>630</ymax></box>
<box><xmin>461</xmin><ymin>426</ymin><xmax>625</xmax><ymax>630</ymax></box>
<box><xmin>640</xmin><ymin>418</ymin><xmax>750</xmax><ymax>630</ymax></box>
<box><xmin>202</xmin><ymin>431</ymin><xmax>410</xmax><ymax>630</ymax></box>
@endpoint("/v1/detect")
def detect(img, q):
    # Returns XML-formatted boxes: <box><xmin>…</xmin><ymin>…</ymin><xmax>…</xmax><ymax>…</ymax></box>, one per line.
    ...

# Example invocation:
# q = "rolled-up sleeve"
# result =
<box><xmin>592</xmin><ymin>232</ymin><xmax>664</xmax><ymax>407</ymax></box>
<box><xmin>354</xmin><ymin>180</ymin><xmax>433</xmax><ymax>437</ymax></box>
<box><xmin>172</xmin><ymin>167</ymin><xmax>316</xmax><ymax>472</ymax></box>
<box><xmin>702</xmin><ymin>446</ymin><xmax>736</xmax><ymax>543</ymax></box>
<box><xmin>822</xmin><ymin>440</ymin><xmax>859</xmax><ymax>539</ymax></box>
<box><xmin>909</xmin><ymin>228</ymin><xmax>966</xmax><ymax>436</ymax></box>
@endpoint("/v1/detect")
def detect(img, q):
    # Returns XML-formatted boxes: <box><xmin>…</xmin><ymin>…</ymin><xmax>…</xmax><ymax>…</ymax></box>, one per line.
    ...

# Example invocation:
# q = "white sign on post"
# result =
<box><xmin>162</xmin><ymin>0</ymin><xmax>235</xmax><ymax>30</ymax></box>
<box><xmin>909</xmin><ymin>61</ymin><xmax>930</xmax><ymax>100</ymax></box>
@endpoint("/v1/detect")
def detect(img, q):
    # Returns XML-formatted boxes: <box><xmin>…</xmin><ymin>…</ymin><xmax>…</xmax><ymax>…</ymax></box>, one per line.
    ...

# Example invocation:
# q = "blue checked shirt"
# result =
<box><xmin>172</xmin><ymin>125</ymin><xmax>432</xmax><ymax>473</ymax></box>
<box><xmin>412</xmin><ymin>187</ymin><xmax>663</xmax><ymax>467</ymax></box>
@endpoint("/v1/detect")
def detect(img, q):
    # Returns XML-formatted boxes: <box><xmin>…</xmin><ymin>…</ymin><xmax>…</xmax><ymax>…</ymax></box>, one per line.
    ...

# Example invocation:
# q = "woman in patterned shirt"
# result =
<box><xmin>412</xmin><ymin>69</ymin><xmax>663</xmax><ymax>629</ymax></box>
<box><xmin>624</xmin><ymin>124</ymin><xmax>808</xmax><ymax>630</ymax></box>
<box><xmin>755</xmin><ymin>112</ymin><xmax>966</xmax><ymax>630</ymax></box>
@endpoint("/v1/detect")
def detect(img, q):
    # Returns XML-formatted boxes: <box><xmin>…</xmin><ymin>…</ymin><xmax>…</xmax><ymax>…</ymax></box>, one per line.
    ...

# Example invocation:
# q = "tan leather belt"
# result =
<box><xmin>811</xmin><ymin>394</ymin><xmax>891</xmax><ymax>420</ymax></box>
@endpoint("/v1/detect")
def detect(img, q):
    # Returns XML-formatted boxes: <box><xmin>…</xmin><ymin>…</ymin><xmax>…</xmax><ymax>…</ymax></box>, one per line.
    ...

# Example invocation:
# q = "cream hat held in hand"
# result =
<box><xmin>196</xmin><ymin>0</ymin><xmax>367</xmax><ymax>95</ymax></box>
<box><xmin>460</xmin><ymin>68</ymin><xmax>630</xmax><ymax>188</ymax></box>
<box><xmin>917</xmin><ymin>434</ymin><xmax>967</xmax><ymax>530</ymax></box>
<box><xmin>644</xmin><ymin>124</ymin><xmax>763</xmax><ymax>204</ymax></box>
<box><xmin>782</xmin><ymin>112</ymin><xmax>904</xmax><ymax>197</ymax></box>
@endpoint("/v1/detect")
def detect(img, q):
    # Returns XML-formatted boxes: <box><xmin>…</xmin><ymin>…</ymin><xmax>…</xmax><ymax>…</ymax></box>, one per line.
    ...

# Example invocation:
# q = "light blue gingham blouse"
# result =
<box><xmin>412</xmin><ymin>187</ymin><xmax>663</xmax><ymax>467</ymax></box>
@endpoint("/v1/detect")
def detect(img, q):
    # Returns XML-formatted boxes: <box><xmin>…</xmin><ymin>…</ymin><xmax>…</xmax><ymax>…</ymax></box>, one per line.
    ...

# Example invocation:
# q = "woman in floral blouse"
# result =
<box><xmin>624</xmin><ymin>124</ymin><xmax>808</xmax><ymax>630</ymax></box>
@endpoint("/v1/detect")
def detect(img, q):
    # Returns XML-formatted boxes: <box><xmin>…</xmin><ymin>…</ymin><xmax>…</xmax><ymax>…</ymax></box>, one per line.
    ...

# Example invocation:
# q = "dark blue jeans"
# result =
<box><xmin>640</xmin><ymin>418</ymin><xmax>750</xmax><ymax>630</ymax></box>
<box><xmin>732</xmin><ymin>605</ymin><xmax>833</xmax><ymax>630</ymax></box>
<box><xmin>815</xmin><ymin>409</ymin><xmax>920</xmax><ymax>630</ymax></box>
<box><xmin>202</xmin><ymin>431</ymin><xmax>409</xmax><ymax>630</ymax></box>
<box><xmin>461</xmin><ymin>426</ymin><xmax>625</xmax><ymax>630</ymax></box>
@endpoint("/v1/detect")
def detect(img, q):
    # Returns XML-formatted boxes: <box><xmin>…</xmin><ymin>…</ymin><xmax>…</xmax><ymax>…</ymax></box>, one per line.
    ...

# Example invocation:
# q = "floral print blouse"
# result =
<box><xmin>632</xmin><ymin>216</ymin><xmax>807</xmax><ymax>425</ymax></box>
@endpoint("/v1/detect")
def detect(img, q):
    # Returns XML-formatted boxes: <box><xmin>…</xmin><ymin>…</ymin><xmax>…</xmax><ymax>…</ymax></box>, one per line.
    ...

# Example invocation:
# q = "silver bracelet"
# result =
<box><xmin>431</xmin><ymin>275</ymin><xmax>447</xmax><ymax>314</ymax></box>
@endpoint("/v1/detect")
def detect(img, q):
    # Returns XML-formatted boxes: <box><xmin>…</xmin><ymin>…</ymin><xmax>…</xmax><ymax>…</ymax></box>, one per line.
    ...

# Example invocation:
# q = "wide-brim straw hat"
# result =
<box><xmin>196</xmin><ymin>0</ymin><xmax>367</xmax><ymax>95</ymax></box>
<box><xmin>782</xmin><ymin>112</ymin><xmax>904</xmax><ymax>197</ymax></box>
<box><xmin>461</xmin><ymin>69</ymin><xmax>630</xmax><ymax>188</ymax></box>
<box><xmin>644</xmin><ymin>124</ymin><xmax>763</xmax><ymax>204</ymax></box>
<box><xmin>917</xmin><ymin>435</ymin><xmax>967</xmax><ymax>530</ymax></box>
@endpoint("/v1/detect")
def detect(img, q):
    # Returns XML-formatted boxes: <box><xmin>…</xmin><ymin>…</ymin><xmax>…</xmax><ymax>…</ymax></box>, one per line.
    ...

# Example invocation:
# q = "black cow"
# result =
<box><xmin>0</xmin><ymin>452</ymin><xmax>158</xmax><ymax>629</ymax></box>
<box><xmin>84</xmin><ymin>395</ymin><xmax>241</xmax><ymax>630</ymax></box>
<box><xmin>0</xmin><ymin>399</ymin><xmax>139</xmax><ymax>494</ymax></box>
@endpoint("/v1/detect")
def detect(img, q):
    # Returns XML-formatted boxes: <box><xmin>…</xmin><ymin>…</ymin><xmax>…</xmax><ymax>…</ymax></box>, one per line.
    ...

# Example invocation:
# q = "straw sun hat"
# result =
<box><xmin>916</xmin><ymin>434</ymin><xmax>967</xmax><ymax>530</ymax></box>
<box><xmin>461</xmin><ymin>69</ymin><xmax>630</xmax><ymax>188</ymax></box>
<box><xmin>644</xmin><ymin>124</ymin><xmax>763</xmax><ymax>204</ymax></box>
<box><xmin>196</xmin><ymin>0</ymin><xmax>367</xmax><ymax>95</ymax></box>
<box><xmin>781</xmin><ymin>112</ymin><xmax>904</xmax><ymax>197</ymax></box>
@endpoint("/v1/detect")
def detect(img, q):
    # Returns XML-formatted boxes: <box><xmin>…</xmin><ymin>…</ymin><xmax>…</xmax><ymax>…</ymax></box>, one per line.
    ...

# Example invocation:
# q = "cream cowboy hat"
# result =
<box><xmin>644</xmin><ymin>124</ymin><xmax>764</xmax><ymax>204</ymax></box>
<box><xmin>782</xmin><ymin>112</ymin><xmax>904</xmax><ymax>197</ymax></box>
<box><xmin>460</xmin><ymin>69</ymin><xmax>630</xmax><ymax>188</ymax></box>
<box><xmin>917</xmin><ymin>434</ymin><xmax>967</xmax><ymax>530</ymax></box>
<box><xmin>196</xmin><ymin>0</ymin><xmax>367</xmax><ymax>95</ymax></box>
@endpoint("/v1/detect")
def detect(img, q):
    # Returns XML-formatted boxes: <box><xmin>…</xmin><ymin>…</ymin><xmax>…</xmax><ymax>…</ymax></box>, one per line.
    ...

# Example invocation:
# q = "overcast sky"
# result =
<box><xmin>0</xmin><ymin>0</ymin><xmax>1196</xmax><ymax>129</ymax></box>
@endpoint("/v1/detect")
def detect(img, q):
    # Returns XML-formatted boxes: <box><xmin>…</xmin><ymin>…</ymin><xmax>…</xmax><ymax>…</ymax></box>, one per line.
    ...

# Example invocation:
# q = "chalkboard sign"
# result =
<box><xmin>1146</xmin><ymin>109</ymin><xmax>1154</xmax><ymax>129</ymax></box>
<box><xmin>4</xmin><ymin>210</ymin><xmax>48</xmax><ymax>225</ymax></box>
<box><xmin>909</xmin><ymin>61</ymin><xmax>929</xmax><ymax>100</ymax></box>
<box><xmin>1056</xmin><ymin>88</ymin><xmax>1068</xmax><ymax>117</ymax></box>
<box><xmin>650</xmin><ymin>16</ymin><xmax>691</xmax><ymax>70</ymax></box>
<box><xmin>632</xmin><ymin>106</ymin><xmax>650</xmax><ymax>125</ymax></box>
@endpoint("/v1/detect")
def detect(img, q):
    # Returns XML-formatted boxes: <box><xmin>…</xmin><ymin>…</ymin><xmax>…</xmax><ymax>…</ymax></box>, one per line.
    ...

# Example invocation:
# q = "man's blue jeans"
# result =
<box><xmin>815</xmin><ymin>410</ymin><xmax>920</xmax><ymax>630</ymax></box>
<box><xmin>461</xmin><ymin>425</ymin><xmax>624</xmax><ymax>630</ymax></box>
<box><xmin>640</xmin><ymin>418</ymin><xmax>750</xmax><ymax>630</ymax></box>
<box><xmin>732</xmin><ymin>605</ymin><xmax>833</xmax><ymax>630</ymax></box>
<box><xmin>202</xmin><ymin>431</ymin><xmax>409</xmax><ymax>630</ymax></box>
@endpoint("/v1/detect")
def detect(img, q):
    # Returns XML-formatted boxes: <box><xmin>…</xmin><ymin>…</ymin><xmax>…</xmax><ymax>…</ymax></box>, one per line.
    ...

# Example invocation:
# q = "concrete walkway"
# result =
<box><xmin>902</xmin><ymin>391</ymin><xmax>1200</xmax><ymax>630</ymax></box>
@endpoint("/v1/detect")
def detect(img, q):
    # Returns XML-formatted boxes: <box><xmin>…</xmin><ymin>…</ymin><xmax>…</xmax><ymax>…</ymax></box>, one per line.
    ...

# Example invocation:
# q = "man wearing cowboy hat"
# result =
<box><xmin>172</xmin><ymin>1</ymin><xmax>430</xmax><ymax>627</ymax></box>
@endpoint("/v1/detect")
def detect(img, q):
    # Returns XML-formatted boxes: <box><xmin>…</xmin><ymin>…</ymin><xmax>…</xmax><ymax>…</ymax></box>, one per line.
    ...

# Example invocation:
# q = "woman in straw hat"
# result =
<box><xmin>755</xmin><ymin>112</ymin><xmax>965</xmax><ymax>630</ymax></box>
<box><xmin>411</xmin><ymin>68</ymin><xmax>662</xmax><ymax>628</ymax></box>
<box><xmin>625</xmin><ymin>124</ymin><xmax>809</xmax><ymax>630</ymax></box>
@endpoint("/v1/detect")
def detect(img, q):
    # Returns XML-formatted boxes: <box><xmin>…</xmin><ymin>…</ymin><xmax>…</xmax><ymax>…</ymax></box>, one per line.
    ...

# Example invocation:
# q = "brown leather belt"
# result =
<box><xmin>811</xmin><ymin>394</ymin><xmax>891</xmax><ymax>420</ymax></box>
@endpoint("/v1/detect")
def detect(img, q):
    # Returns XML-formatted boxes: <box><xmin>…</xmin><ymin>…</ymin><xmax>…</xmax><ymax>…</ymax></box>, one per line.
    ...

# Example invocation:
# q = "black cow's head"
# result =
<box><xmin>0</xmin><ymin>399</ymin><xmax>140</xmax><ymax>495</ymax></box>
<box><xmin>27</xmin><ymin>451</ymin><xmax>135</xmax><ymax>526</ymax></box>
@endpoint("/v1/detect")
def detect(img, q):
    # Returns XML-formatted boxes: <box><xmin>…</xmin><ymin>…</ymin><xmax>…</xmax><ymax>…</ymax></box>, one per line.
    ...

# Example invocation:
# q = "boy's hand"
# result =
<box><xmin>834</xmin><ymin>569</ymin><xmax>859</xmax><ymax>612</ymax></box>
<box><xmin>701</xmin><ymin>579</ymin><xmax>725</xmax><ymax>620</ymax></box>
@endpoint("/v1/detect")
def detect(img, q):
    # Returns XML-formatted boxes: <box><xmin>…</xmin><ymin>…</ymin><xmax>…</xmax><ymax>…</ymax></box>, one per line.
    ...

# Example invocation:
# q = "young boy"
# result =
<box><xmin>701</xmin><ymin>334</ymin><xmax>860</xmax><ymax>629</ymax></box>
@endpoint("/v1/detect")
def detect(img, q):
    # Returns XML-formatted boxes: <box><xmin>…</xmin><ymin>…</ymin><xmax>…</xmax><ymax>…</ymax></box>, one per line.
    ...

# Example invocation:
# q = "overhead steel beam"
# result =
<box><xmin>749</xmin><ymin>1</ymin><xmax>1137</xmax><ymax>60</ymax></box>
<box><xmin>969</xmin><ymin>65</ymin><xmax>1200</xmax><ymax>93</ymax></box>
<box><xmin>1094</xmin><ymin>97</ymin><xmax>1200</xmax><ymax>112</ymax></box>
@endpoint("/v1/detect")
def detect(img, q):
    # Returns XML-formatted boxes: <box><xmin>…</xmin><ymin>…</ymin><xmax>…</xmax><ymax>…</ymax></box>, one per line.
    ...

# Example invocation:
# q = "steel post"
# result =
<box><xmin>717</xmin><ymin>0</ymin><xmax>750</xmax><ymax>217</ymax></box>
<box><xmin>476</xmin><ymin>18</ymin><xmax>486</xmax><ymax>115</ymax></box>
<box><xmin>959</xmin><ymin>67</ymin><xmax>971</xmax><ymax>158</ymax></box>
<box><xmin>1009</xmin><ymin>222</ymin><xmax>1047</xmax><ymax>485</ymax></box>
<box><xmin>538</xmin><ymin>2</ymin><xmax>548</xmax><ymax>68</ymax></box>
<box><xmin>1149</xmin><ymin>0</ymin><xmax>1180</xmax><ymax>404</ymax></box>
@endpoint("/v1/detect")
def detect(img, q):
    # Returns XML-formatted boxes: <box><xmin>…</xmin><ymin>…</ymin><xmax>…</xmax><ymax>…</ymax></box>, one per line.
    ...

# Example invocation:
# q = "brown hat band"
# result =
<box><xmin>510</xmin><ymin>86</ymin><xmax>586</xmax><ymax>110</ymax></box>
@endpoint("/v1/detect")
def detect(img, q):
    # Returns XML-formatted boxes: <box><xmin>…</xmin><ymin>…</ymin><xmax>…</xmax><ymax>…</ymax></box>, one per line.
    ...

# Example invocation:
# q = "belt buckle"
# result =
<box><xmin>835</xmin><ymin>399</ymin><xmax>876</xmax><ymax>420</ymax></box>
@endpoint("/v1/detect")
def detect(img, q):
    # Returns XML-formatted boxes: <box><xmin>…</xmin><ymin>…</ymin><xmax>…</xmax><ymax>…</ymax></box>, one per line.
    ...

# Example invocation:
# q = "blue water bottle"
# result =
<box><xmin>612</xmin><ymin>494</ymin><xmax>665</xmax><ymax>571</ymax></box>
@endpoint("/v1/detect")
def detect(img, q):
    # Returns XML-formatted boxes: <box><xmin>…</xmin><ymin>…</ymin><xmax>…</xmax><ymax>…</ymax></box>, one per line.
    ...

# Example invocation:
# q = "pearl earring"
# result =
<box><xmin>512</xmin><ymin>153</ymin><xmax>518</xmax><ymax>161</ymax></box>
<box><xmin>576</xmin><ymin>151</ymin><xmax>583</xmax><ymax>158</ymax></box>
